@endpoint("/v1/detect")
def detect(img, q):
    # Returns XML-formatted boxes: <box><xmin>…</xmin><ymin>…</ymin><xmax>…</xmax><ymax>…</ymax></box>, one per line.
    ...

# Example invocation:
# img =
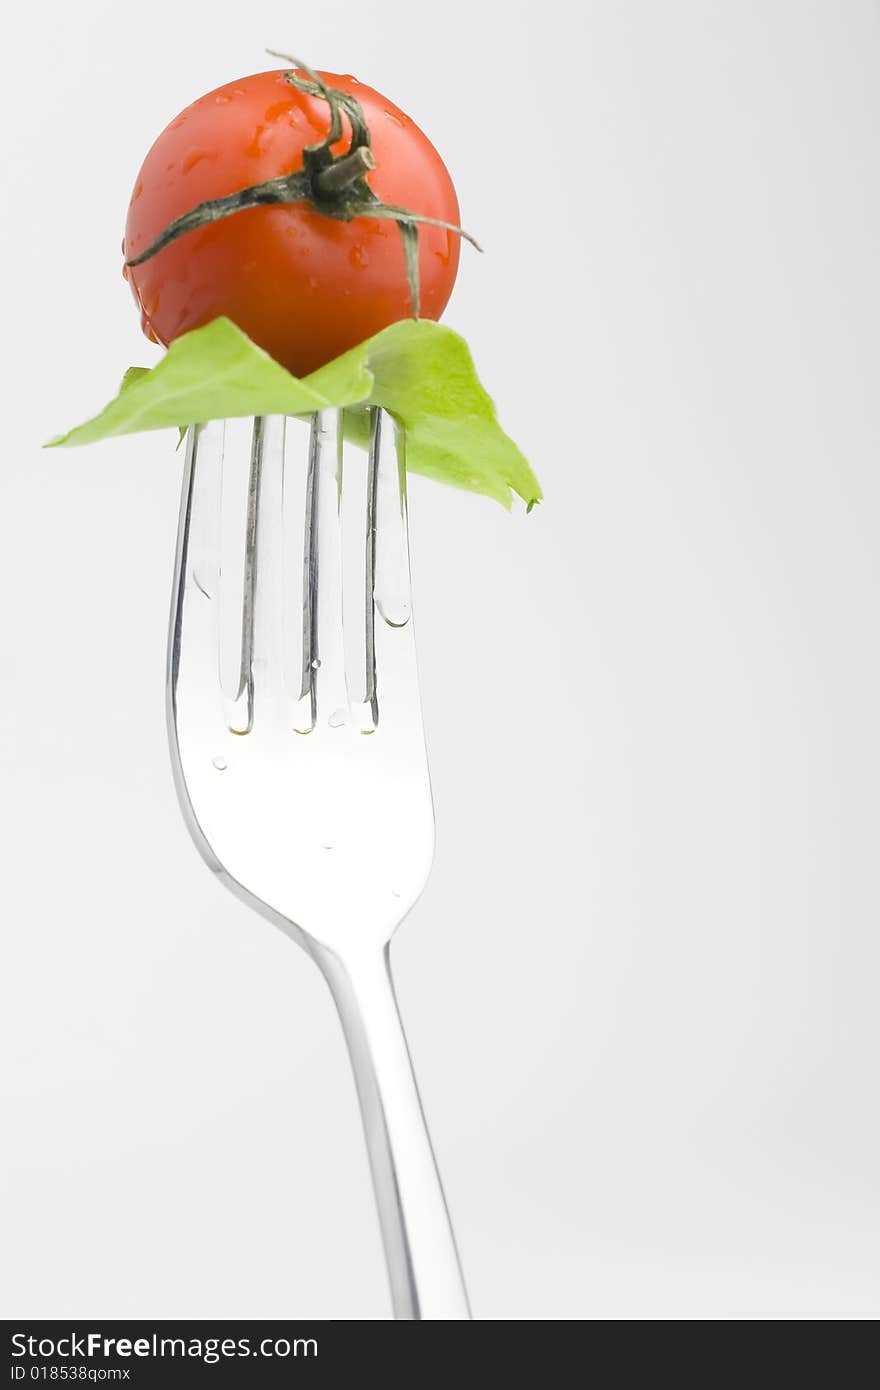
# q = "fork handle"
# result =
<box><xmin>315</xmin><ymin>943</ymin><xmax>472</xmax><ymax>1320</ymax></box>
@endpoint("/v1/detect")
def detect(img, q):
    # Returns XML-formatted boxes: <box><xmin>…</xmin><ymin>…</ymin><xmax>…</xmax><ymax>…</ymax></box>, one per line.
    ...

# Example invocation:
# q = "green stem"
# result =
<box><xmin>316</xmin><ymin>145</ymin><xmax>376</xmax><ymax>195</ymax></box>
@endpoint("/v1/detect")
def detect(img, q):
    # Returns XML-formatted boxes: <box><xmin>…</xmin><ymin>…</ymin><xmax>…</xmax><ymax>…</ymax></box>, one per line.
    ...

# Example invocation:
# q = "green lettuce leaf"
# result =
<box><xmin>47</xmin><ymin>317</ymin><xmax>541</xmax><ymax>509</ymax></box>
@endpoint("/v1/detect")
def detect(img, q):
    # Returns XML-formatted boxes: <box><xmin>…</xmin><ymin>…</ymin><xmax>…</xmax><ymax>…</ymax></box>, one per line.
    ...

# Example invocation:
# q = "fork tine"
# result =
<box><xmin>247</xmin><ymin>414</ymin><xmax>287</xmax><ymax>726</ymax></box>
<box><xmin>366</xmin><ymin>413</ymin><xmax>423</xmax><ymax>741</ymax></box>
<box><xmin>287</xmin><ymin>416</ymin><xmax>316</xmax><ymax>731</ymax></box>
<box><xmin>370</xmin><ymin>410</ymin><xmax>412</xmax><ymax>633</ymax></box>
<box><xmin>169</xmin><ymin>420</ymin><xmax>223</xmax><ymax>722</ymax></box>
<box><xmin>362</xmin><ymin>411</ymin><xmax>379</xmax><ymax>717</ymax></box>
<box><xmin>186</xmin><ymin>419</ymin><xmax>223</xmax><ymax>606</ymax></box>
<box><xmin>217</xmin><ymin>417</ymin><xmax>258</xmax><ymax>734</ymax></box>
<box><xmin>338</xmin><ymin>408</ymin><xmax>378</xmax><ymax>732</ymax></box>
<box><xmin>305</xmin><ymin>410</ymin><xmax>349</xmax><ymax>731</ymax></box>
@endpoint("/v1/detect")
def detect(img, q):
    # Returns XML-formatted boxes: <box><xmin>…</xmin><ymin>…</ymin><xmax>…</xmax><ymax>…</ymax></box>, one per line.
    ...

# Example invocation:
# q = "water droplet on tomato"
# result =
<box><xmin>138</xmin><ymin>302</ymin><xmax>159</xmax><ymax>344</ymax></box>
<box><xmin>384</xmin><ymin>110</ymin><xmax>404</xmax><ymax>127</ymax></box>
<box><xmin>265</xmin><ymin>99</ymin><xmax>291</xmax><ymax>122</ymax></box>
<box><xmin>349</xmin><ymin>245</ymin><xmax>369</xmax><ymax>270</ymax></box>
<box><xmin>308</xmin><ymin>276</ymin><xmax>319</xmax><ymax>289</ymax></box>
<box><xmin>182</xmin><ymin>150</ymin><xmax>210</xmax><ymax>174</ymax></box>
<box><xmin>215</xmin><ymin>93</ymin><xmax>232</xmax><ymax>105</ymax></box>
<box><xmin>244</xmin><ymin>125</ymin><xmax>266</xmax><ymax>158</ymax></box>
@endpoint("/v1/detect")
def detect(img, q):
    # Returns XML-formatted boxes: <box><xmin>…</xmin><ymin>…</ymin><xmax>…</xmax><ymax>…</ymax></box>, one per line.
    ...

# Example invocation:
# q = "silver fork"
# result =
<box><xmin>167</xmin><ymin>407</ymin><xmax>471</xmax><ymax>1320</ymax></box>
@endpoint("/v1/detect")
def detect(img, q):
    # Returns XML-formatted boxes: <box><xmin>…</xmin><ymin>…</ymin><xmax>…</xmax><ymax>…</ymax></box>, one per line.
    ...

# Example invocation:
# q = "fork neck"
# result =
<box><xmin>314</xmin><ymin>942</ymin><xmax>471</xmax><ymax>1321</ymax></box>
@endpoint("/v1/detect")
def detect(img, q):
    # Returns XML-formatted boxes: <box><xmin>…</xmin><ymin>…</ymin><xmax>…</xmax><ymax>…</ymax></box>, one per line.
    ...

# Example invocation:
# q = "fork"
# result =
<box><xmin>167</xmin><ymin>406</ymin><xmax>471</xmax><ymax>1320</ymax></box>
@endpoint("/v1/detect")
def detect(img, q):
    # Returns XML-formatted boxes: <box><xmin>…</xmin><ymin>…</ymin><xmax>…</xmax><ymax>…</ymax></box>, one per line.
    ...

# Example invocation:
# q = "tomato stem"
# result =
<box><xmin>125</xmin><ymin>57</ymin><xmax>479</xmax><ymax>320</ymax></box>
<box><xmin>315</xmin><ymin>145</ymin><xmax>376</xmax><ymax>194</ymax></box>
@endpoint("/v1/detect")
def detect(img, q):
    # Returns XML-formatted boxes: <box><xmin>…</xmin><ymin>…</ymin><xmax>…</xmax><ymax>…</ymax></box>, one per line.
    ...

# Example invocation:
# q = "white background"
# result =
<box><xmin>2</xmin><ymin>1</ymin><xmax>878</xmax><ymax>1319</ymax></box>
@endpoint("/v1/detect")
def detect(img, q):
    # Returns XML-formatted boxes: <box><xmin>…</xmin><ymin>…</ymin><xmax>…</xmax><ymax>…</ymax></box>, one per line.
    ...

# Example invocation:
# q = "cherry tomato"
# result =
<box><xmin>123</xmin><ymin>69</ymin><xmax>461</xmax><ymax>376</ymax></box>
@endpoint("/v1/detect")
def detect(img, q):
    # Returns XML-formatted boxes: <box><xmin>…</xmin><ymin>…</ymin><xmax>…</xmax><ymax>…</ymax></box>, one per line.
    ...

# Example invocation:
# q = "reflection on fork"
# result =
<box><xmin>167</xmin><ymin>407</ymin><xmax>471</xmax><ymax>1320</ymax></box>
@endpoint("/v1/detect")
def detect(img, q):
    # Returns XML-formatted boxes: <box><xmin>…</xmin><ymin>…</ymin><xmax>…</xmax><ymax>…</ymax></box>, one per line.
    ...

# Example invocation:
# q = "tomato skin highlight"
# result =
<box><xmin>123</xmin><ymin>70</ymin><xmax>461</xmax><ymax>376</ymax></box>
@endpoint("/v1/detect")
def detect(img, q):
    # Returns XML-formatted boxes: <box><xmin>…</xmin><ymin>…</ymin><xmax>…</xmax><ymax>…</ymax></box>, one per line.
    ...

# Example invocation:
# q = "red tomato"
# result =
<box><xmin>123</xmin><ymin>69</ymin><xmax>461</xmax><ymax>376</ymax></box>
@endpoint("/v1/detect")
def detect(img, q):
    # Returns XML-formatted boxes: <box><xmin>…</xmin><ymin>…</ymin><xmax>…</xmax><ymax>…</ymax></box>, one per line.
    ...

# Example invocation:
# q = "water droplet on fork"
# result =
<box><xmin>310</xmin><ymin>657</ymin><xmax>322</xmax><ymax>669</ymax></box>
<box><xmin>376</xmin><ymin>595</ymin><xmax>411</xmax><ymax>627</ymax></box>
<box><xmin>212</xmin><ymin>756</ymin><xmax>228</xmax><ymax>771</ymax></box>
<box><xmin>192</xmin><ymin>569</ymin><xmax>213</xmax><ymax>600</ymax></box>
<box><xmin>328</xmin><ymin>708</ymin><xmax>349</xmax><ymax>728</ymax></box>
